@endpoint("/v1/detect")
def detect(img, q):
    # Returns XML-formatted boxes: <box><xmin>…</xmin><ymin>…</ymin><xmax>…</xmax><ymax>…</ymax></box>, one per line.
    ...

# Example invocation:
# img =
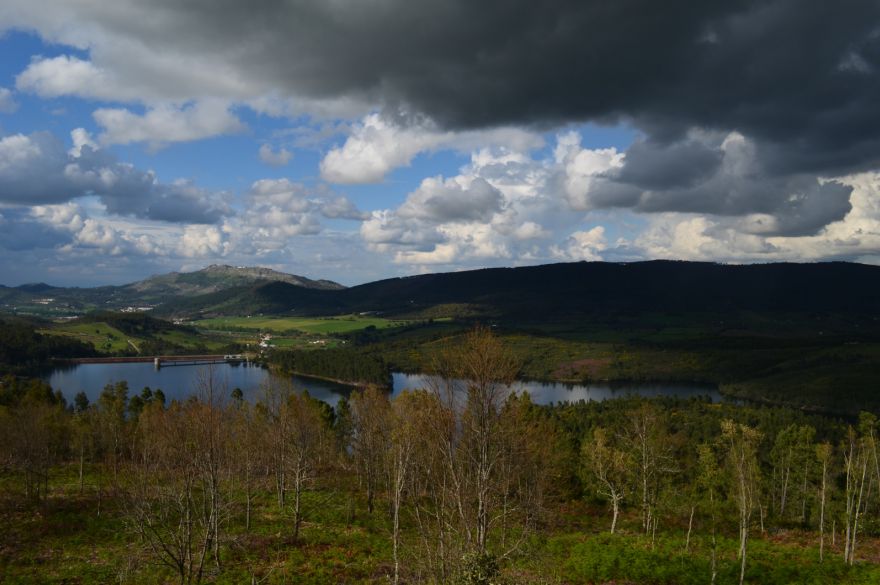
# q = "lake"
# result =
<box><xmin>47</xmin><ymin>362</ymin><xmax>721</xmax><ymax>407</ymax></box>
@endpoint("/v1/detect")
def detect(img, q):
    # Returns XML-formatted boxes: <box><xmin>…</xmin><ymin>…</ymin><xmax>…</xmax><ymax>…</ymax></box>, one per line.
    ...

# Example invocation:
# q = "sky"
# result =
<box><xmin>0</xmin><ymin>1</ymin><xmax>879</xmax><ymax>287</ymax></box>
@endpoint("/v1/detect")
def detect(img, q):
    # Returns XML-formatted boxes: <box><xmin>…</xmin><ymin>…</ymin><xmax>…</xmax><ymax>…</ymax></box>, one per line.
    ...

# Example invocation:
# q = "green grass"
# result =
<box><xmin>194</xmin><ymin>314</ymin><xmax>410</xmax><ymax>335</ymax></box>
<box><xmin>520</xmin><ymin>531</ymin><xmax>880</xmax><ymax>585</ymax></box>
<box><xmin>0</xmin><ymin>465</ymin><xmax>393</xmax><ymax>585</ymax></box>
<box><xmin>38</xmin><ymin>322</ymin><xmax>137</xmax><ymax>353</ymax></box>
<box><xmin>38</xmin><ymin>320</ymin><xmax>239</xmax><ymax>356</ymax></box>
<box><xmin>152</xmin><ymin>330</ymin><xmax>228</xmax><ymax>352</ymax></box>
<box><xmin>5</xmin><ymin>464</ymin><xmax>880</xmax><ymax>585</ymax></box>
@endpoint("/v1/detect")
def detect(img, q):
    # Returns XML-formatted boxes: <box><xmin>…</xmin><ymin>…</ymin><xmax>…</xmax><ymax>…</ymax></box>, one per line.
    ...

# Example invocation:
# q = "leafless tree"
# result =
<box><xmin>229</xmin><ymin>394</ymin><xmax>262</xmax><ymax>532</ymax></box>
<box><xmin>583</xmin><ymin>426</ymin><xmax>628</xmax><ymax>534</ymax></box>
<box><xmin>815</xmin><ymin>442</ymin><xmax>832</xmax><ymax>562</ymax></box>
<box><xmin>624</xmin><ymin>403</ymin><xmax>676</xmax><ymax>536</ymax></box>
<box><xmin>125</xmin><ymin>401</ymin><xmax>214</xmax><ymax>585</ymax></box>
<box><xmin>696</xmin><ymin>443</ymin><xmax>722</xmax><ymax>585</ymax></box>
<box><xmin>388</xmin><ymin>390</ymin><xmax>420</xmax><ymax>585</ymax></box>
<box><xmin>720</xmin><ymin>419</ymin><xmax>761</xmax><ymax>585</ymax></box>
<box><xmin>842</xmin><ymin>422</ymin><xmax>870</xmax><ymax>565</ymax></box>
<box><xmin>431</xmin><ymin>326</ymin><xmax>519</xmax><ymax>552</ymax></box>
<box><xmin>349</xmin><ymin>385</ymin><xmax>391</xmax><ymax>515</ymax></box>
<box><xmin>284</xmin><ymin>391</ymin><xmax>333</xmax><ymax>541</ymax></box>
<box><xmin>258</xmin><ymin>378</ymin><xmax>292</xmax><ymax>511</ymax></box>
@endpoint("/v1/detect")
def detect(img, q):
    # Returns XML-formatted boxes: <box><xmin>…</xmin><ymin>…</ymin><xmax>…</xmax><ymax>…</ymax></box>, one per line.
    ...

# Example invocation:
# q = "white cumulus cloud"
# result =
<box><xmin>320</xmin><ymin>112</ymin><xmax>543</xmax><ymax>184</ymax></box>
<box><xmin>94</xmin><ymin>100</ymin><xmax>245</xmax><ymax>148</ymax></box>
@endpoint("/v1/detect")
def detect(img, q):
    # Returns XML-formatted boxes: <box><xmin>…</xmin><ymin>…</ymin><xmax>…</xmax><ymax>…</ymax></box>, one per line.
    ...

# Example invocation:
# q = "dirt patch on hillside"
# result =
<box><xmin>553</xmin><ymin>357</ymin><xmax>610</xmax><ymax>380</ymax></box>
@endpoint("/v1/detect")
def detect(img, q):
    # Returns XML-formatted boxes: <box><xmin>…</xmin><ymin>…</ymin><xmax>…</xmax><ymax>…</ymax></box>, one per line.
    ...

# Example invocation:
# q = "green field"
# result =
<box><xmin>38</xmin><ymin>322</ymin><xmax>136</xmax><ymax>353</ymax></box>
<box><xmin>194</xmin><ymin>314</ymin><xmax>410</xmax><ymax>335</ymax></box>
<box><xmin>38</xmin><ymin>320</ymin><xmax>233</xmax><ymax>355</ymax></box>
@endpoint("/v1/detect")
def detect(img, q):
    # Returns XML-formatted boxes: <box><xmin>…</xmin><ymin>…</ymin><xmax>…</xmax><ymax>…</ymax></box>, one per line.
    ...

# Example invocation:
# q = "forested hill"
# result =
<box><xmin>158</xmin><ymin>260</ymin><xmax>880</xmax><ymax>321</ymax></box>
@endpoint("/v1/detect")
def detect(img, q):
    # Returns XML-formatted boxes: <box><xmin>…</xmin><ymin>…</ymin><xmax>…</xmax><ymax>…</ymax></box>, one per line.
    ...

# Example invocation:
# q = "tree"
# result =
<box><xmin>96</xmin><ymin>381</ymin><xmax>129</xmax><ymax>482</ymax></box>
<box><xmin>815</xmin><ymin>442</ymin><xmax>832</xmax><ymax>562</ymax></box>
<box><xmin>258</xmin><ymin>379</ymin><xmax>292</xmax><ymax>511</ymax></box>
<box><xmin>696</xmin><ymin>443</ymin><xmax>722</xmax><ymax>585</ymax></box>
<box><xmin>409</xmin><ymin>326</ymin><xmax>538</xmax><ymax>579</ymax></box>
<box><xmin>0</xmin><ymin>385</ymin><xmax>68</xmax><ymax>501</ymax></box>
<box><xmin>402</xmin><ymin>389</ymin><xmax>456</xmax><ymax>580</ymax></box>
<box><xmin>770</xmin><ymin>424</ymin><xmax>815</xmax><ymax>522</ymax></box>
<box><xmin>284</xmin><ymin>391</ymin><xmax>333</xmax><ymax>541</ymax></box>
<box><xmin>624</xmin><ymin>403</ymin><xmax>676</xmax><ymax>537</ymax></box>
<box><xmin>583</xmin><ymin>427</ymin><xmax>628</xmax><ymax>534</ymax></box>
<box><xmin>191</xmin><ymin>366</ymin><xmax>231</xmax><ymax>569</ymax></box>
<box><xmin>125</xmin><ymin>400</ymin><xmax>214</xmax><ymax>585</ymax></box>
<box><xmin>388</xmin><ymin>391</ymin><xmax>420</xmax><ymax>585</ymax></box>
<box><xmin>720</xmin><ymin>419</ymin><xmax>762</xmax><ymax>585</ymax></box>
<box><xmin>433</xmin><ymin>326</ymin><xmax>519</xmax><ymax>552</ymax></box>
<box><xmin>229</xmin><ymin>396</ymin><xmax>261</xmax><ymax>532</ymax></box>
<box><xmin>349</xmin><ymin>385</ymin><xmax>391</xmax><ymax>514</ymax></box>
<box><xmin>842</xmin><ymin>416</ymin><xmax>873</xmax><ymax>565</ymax></box>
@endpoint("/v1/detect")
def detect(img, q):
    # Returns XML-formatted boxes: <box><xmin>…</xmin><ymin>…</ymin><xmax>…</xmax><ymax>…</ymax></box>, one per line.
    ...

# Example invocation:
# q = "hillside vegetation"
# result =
<box><xmin>2</xmin><ymin>329</ymin><xmax>880</xmax><ymax>584</ymax></box>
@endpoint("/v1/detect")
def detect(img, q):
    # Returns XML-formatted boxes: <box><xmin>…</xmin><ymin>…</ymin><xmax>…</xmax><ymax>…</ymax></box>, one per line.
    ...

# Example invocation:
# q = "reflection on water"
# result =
<box><xmin>47</xmin><ymin>362</ymin><xmax>353</xmax><ymax>406</ymax></box>
<box><xmin>389</xmin><ymin>373</ymin><xmax>721</xmax><ymax>404</ymax></box>
<box><xmin>47</xmin><ymin>362</ymin><xmax>721</xmax><ymax>408</ymax></box>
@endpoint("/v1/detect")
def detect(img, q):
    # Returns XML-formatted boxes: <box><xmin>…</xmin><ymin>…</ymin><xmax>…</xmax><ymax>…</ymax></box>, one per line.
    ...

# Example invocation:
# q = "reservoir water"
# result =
<box><xmin>47</xmin><ymin>362</ymin><xmax>721</xmax><ymax>407</ymax></box>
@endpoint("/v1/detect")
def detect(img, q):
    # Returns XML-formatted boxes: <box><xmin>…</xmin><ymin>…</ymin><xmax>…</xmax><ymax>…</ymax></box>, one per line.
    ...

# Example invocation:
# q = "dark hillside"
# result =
<box><xmin>158</xmin><ymin>261</ymin><xmax>880</xmax><ymax>322</ymax></box>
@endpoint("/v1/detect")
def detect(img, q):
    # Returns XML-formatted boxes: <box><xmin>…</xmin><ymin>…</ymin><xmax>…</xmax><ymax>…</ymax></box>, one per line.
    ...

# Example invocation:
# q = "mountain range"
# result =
<box><xmin>3</xmin><ymin>260</ymin><xmax>880</xmax><ymax>325</ymax></box>
<box><xmin>152</xmin><ymin>260</ymin><xmax>880</xmax><ymax>321</ymax></box>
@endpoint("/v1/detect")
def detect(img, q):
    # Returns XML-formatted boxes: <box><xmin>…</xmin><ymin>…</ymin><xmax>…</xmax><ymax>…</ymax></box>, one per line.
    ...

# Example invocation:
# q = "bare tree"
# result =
<box><xmin>284</xmin><ymin>391</ymin><xmax>333</xmax><ymax>541</ymax></box>
<box><xmin>121</xmin><ymin>369</ymin><xmax>233</xmax><ymax>584</ymax></box>
<box><xmin>720</xmin><ymin>419</ymin><xmax>761</xmax><ymax>585</ymax></box>
<box><xmin>815</xmin><ymin>442</ymin><xmax>832</xmax><ymax>562</ymax></box>
<box><xmin>401</xmin><ymin>389</ymin><xmax>457</xmax><ymax>581</ymax></box>
<box><xmin>349</xmin><ymin>385</ymin><xmax>391</xmax><ymax>515</ymax></box>
<box><xmin>432</xmin><ymin>326</ymin><xmax>519</xmax><ymax>552</ymax></box>
<box><xmin>405</xmin><ymin>326</ymin><xmax>541</xmax><ymax>580</ymax></box>
<box><xmin>125</xmin><ymin>400</ymin><xmax>214</xmax><ymax>585</ymax></box>
<box><xmin>696</xmin><ymin>443</ymin><xmax>722</xmax><ymax>585</ymax></box>
<box><xmin>192</xmin><ymin>367</ymin><xmax>231</xmax><ymax>570</ymax></box>
<box><xmin>624</xmin><ymin>403</ymin><xmax>676</xmax><ymax>536</ymax></box>
<box><xmin>583</xmin><ymin>427</ymin><xmax>628</xmax><ymax>534</ymax></box>
<box><xmin>388</xmin><ymin>391</ymin><xmax>419</xmax><ymax>585</ymax></box>
<box><xmin>258</xmin><ymin>379</ymin><xmax>292</xmax><ymax>511</ymax></box>
<box><xmin>842</xmin><ymin>421</ymin><xmax>870</xmax><ymax>565</ymax></box>
<box><xmin>229</xmin><ymin>393</ymin><xmax>262</xmax><ymax>532</ymax></box>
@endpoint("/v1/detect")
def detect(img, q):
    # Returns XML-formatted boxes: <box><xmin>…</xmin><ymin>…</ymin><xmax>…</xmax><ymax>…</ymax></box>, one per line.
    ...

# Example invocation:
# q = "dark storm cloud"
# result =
<box><xmin>616</xmin><ymin>137</ymin><xmax>725</xmax><ymax>191</ymax></box>
<box><xmin>634</xmin><ymin>175</ymin><xmax>853</xmax><ymax>237</ymax></box>
<box><xmin>130</xmin><ymin>0</ymin><xmax>880</xmax><ymax>176</ymax></box>
<box><xmin>582</xmin><ymin>132</ymin><xmax>855</xmax><ymax>236</ymax></box>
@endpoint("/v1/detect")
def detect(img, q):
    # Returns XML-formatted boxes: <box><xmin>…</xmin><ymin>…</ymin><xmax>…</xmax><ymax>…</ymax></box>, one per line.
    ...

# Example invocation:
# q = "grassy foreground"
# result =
<box><xmin>3</xmin><ymin>466</ymin><xmax>879</xmax><ymax>585</ymax></box>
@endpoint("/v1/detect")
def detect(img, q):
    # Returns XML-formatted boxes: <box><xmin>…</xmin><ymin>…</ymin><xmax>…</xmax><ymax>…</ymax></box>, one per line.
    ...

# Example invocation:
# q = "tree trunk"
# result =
<box><xmin>78</xmin><ymin>445</ymin><xmax>85</xmax><ymax>494</ymax></box>
<box><xmin>292</xmin><ymin>466</ymin><xmax>304</xmax><ymax>542</ymax></box>
<box><xmin>610</xmin><ymin>494</ymin><xmax>619</xmax><ymax>534</ymax></box>
<box><xmin>819</xmin><ymin>460</ymin><xmax>826</xmax><ymax>562</ymax></box>
<box><xmin>710</xmin><ymin>497</ymin><xmax>717</xmax><ymax>585</ymax></box>
<box><xmin>685</xmin><ymin>506</ymin><xmax>694</xmax><ymax>552</ymax></box>
<box><xmin>739</xmin><ymin>520</ymin><xmax>748</xmax><ymax>585</ymax></box>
